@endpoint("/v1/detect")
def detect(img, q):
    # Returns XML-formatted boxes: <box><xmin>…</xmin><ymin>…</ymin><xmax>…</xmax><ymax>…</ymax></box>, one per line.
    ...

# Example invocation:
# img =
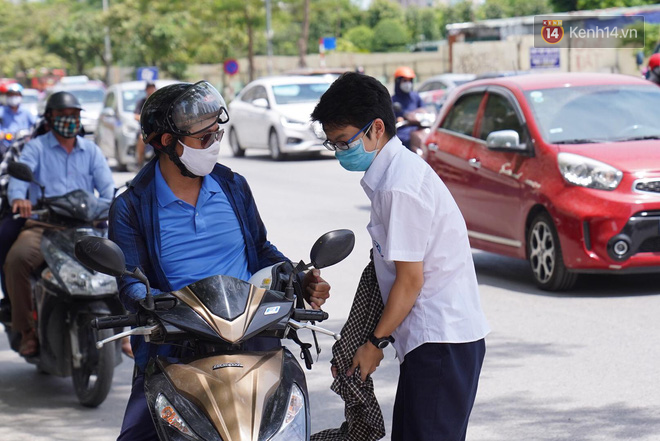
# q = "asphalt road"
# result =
<box><xmin>1</xmin><ymin>145</ymin><xmax>660</xmax><ymax>441</ymax></box>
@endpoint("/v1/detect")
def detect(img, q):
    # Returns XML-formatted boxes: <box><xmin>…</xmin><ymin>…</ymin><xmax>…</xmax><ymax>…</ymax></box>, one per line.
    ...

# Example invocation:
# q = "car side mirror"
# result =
<box><xmin>252</xmin><ymin>98</ymin><xmax>269</xmax><ymax>109</ymax></box>
<box><xmin>102</xmin><ymin>108</ymin><xmax>115</xmax><ymax>118</ymax></box>
<box><xmin>486</xmin><ymin>130</ymin><xmax>525</xmax><ymax>151</ymax></box>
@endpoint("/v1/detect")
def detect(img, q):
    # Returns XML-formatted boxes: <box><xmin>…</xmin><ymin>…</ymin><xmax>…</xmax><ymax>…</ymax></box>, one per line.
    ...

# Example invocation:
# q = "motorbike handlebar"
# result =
<box><xmin>292</xmin><ymin>309</ymin><xmax>328</xmax><ymax>322</ymax></box>
<box><xmin>92</xmin><ymin>314</ymin><xmax>138</xmax><ymax>329</ymax></box>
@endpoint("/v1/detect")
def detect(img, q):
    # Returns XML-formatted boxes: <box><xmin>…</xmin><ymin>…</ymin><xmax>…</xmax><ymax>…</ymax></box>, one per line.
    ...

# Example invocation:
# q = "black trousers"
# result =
<box><xmin>392</xmin><ymin>340</ymin><xmax>486</xmax><ymax>441</ymax></box>
<box><xmin>0</xmin><ymin>216</ymin><xmax>26</xmax><ymax>298</ymax></box>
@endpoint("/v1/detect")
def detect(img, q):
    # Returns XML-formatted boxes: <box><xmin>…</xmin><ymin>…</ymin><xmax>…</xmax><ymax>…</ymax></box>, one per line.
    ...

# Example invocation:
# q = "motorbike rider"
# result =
<box><xmin>0</xmin><ymin>83</ymin><xmax>37</xmax><ymax>156</ymax></box>
<box><xmin>4</xmin><ymin>91</ymin><xmax>114</xmax><ymax>357</ymax></box>
<box><xmin>133</xmin><ymin>81</ymin><xmax>157</xmax><ymax>169</ymax></box>
<box><xmin>108</xmin><ymin>81</ymin><xmax>331</xmax><ymax>440</ymax></box>
<box><xmin>391</xmin><ymin>66</ymin><xmax>424</xmax><ymax>151</ymax></box>
<box><xmin>646</xmin><ymin>53</ymin><xmax>660</xmax><ymax>86</ymax></box>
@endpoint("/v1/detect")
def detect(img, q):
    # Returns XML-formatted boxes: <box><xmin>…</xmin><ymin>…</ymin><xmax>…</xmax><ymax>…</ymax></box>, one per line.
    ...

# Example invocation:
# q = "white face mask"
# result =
<box><xmin>7</xmin><ymin>96</ymin><xmax>22</xmax><ymax>107</ymax></box>
<box><xmin>399</xmin><ymin>81</ymin><xmax>413</xmax><ymax>93</ymax></box>
<box><xmin>178</xmin><ymin>140</ymin><xmax>221</xmax><ymax>176</ymax></box>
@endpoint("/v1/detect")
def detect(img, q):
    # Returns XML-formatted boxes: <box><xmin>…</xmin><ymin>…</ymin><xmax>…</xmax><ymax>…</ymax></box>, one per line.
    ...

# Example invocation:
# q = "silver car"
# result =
<box><xmin>227</xmin><ymin>76</ymin><xmax>331</xmax><ymax>160</ymax></box>
<box><xmin>95</xmin><ymin>80</ymin><xmax>178</xmax><ymax>170</ymax></box>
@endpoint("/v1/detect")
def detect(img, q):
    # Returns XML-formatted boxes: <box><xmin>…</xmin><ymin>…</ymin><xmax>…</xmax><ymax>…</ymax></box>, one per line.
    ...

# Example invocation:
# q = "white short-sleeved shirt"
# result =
<box><xmin>361</xmin><ymin>136</ymin><xmax>490</xmax><ymax>362</ymax></box>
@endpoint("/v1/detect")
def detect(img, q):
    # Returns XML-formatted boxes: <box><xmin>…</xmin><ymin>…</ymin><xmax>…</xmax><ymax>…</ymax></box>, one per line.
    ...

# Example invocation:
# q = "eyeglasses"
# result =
<box><xmin>323</xmin><ymin>120</ymin><xmax>374</xmax><ymax>151</ymax></box>
<box><xmin>187</xmin><ymin>128</ymin><xmax>225</xmax><ymax>149</ymax></box>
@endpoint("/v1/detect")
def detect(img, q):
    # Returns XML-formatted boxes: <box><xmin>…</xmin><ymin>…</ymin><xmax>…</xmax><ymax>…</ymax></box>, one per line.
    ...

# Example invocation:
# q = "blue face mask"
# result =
<box><xmin>335</xmin><ymin>137</ymin><xmax>378</xmax><ymax>172</ymax></box>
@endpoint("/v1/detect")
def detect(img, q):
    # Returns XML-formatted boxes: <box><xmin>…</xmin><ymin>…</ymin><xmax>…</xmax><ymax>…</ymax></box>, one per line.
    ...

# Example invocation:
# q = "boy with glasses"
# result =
<box><xmin>312</xmin><ymin>72</ymin><xmax>489</xmax><ymax>441</ymax></box>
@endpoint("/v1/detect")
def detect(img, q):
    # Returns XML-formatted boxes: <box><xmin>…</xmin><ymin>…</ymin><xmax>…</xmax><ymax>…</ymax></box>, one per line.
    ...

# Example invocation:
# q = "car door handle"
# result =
<box><xmin>428</xmin><ymin>143</ymin><xmax>438</xmax><ymax>152</ymax></box>
<box><xmin>468</xmin><ymin>158</ymin><xmax>481</xmax><ymax>169</ymax></box>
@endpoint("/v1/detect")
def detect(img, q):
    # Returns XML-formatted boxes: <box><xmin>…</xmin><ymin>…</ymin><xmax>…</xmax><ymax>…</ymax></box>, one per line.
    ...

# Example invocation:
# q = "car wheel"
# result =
<box><xmin>269</xmin><ymin>129</ymin><xmax>285</xmax><ymax>161</ymax></box>
<box><xmin>527</xmin><ymin>212</ymin><xmax>578</xmax><ymax>291</ymax></box>
<box><xmin>114</xmin><ymin>143</ymin><xmax>127</xmax><ymax>172</ymax></box>
<box><xmin>229</xmin><ymin>128</ymin><xmax>245</xmax><ymax>157</ymax></box>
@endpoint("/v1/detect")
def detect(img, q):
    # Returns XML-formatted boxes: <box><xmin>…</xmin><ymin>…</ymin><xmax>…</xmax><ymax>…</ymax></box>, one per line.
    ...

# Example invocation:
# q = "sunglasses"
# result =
<box><xmin>187</xmin><ymin>128</ymin><xmax>225</xmax><ymax>149</ymax></box>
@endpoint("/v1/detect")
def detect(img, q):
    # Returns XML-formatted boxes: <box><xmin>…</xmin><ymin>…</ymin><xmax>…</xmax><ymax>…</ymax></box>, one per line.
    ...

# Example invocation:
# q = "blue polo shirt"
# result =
<box><xmin>0</xmin><ymin>105</ymin><xmax>36</xmax><ymax>133</ymax></box>
<box><xmin>154</xmin><ymin>162</ymin><xmax>250</xmax><ymax>290</ymax></box>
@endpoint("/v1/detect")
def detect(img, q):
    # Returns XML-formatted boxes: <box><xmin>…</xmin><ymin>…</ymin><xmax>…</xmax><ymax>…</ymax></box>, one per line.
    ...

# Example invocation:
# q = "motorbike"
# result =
<box><xmin>392</xmin><ymin>102</ymin><xmax>437</xmax><ymax>157</ymax></box>
<box><xmin>0</xmin><ymin>128</ymin><xmax>32</xmax><ymax>158</ymax></box>
<box><xmin>74</xmin><ymin>229</ymin><xmax>355</xmax><ymax>441</ymax></box>
<box><xmin>1</xmin><ymin>162</ymin><xmax>124</xmax><ymax>407</ymax></box>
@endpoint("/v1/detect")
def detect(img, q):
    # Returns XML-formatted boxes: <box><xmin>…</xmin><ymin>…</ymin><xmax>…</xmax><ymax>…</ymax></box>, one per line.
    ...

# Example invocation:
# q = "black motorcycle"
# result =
<box><xmin>1</xmin><ymin>162</ymin><xmax>124</xmax><ymax>407</ymax></box>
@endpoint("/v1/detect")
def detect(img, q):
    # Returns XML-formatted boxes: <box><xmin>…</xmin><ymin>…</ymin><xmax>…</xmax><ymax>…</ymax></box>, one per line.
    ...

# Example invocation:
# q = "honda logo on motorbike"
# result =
<box><xmin>212</xmin><ymin>363</ymin><xmax>244</xmax><ymax>370</ymax></box>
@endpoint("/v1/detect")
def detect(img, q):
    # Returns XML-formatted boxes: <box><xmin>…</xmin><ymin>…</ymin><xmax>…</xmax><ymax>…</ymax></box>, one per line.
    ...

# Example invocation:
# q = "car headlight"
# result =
<box><xmin>281</xmin><ymin>115</ymin><xmax>307</xmax><ymax>127</ymax></box>
<box><xmin>155</xmin><ymin>394</ymin><xmax>200</xmax><ymax>439</ymax></box>
<box><xmin>557</xmin><ymin>152</ymin><xmax>622</xmax><ymax>191</ymax></box>
<box><xmin>42</xmin><ymin>236</ymin><xmax>117</xmax><ymax>295</ymax></box>
<box><xmin>269</xmin><ymin>384</ymin><xmax>306</xmax><ymax>440</ymax></box>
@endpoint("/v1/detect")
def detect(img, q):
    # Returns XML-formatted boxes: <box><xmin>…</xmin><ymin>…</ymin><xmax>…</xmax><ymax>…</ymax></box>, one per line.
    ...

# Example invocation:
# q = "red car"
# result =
<box><xmin>423</xmin><ymin>73</ymin><xmax>660</xmax><ymax>290</ymax></box>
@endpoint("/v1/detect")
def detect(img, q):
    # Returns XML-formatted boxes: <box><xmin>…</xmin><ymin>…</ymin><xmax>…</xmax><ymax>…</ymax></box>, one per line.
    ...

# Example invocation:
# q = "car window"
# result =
<box><xmin>67</xmin><ymin>88</ymin><xmax>105</xmax><ymax>104</ymax></box>
<box><xmin>121</xmin><ymin>89</ymin><xmax>144</xmax><ymax>113</ymax></box>
<box><xmin>253</xmin><ymin>86</ymin><xmax>268</xmax><ymax>102</ymax></box>
<box><xmin>479</xmin><ymin>94</ymin><xmax>523</xmax><ymax>141</ymax></box>
<box><xmin>441</xmin><ymin>93</ymin><xmax>484</xmax><ymax>137</ymax></box>
<box><xmin>240</xmin><ymin>87</ymin><xmax>256</xmax><ymax>103</ymax></box>
<box><xmin>104</xmin><ymin>91</ymin><xmax>115</xmax><ymax>109</ymax></box>
<box><xmin>271</xmin><ymin>83</ymin><xmax>330</xmax><ymax>105</ymax></box>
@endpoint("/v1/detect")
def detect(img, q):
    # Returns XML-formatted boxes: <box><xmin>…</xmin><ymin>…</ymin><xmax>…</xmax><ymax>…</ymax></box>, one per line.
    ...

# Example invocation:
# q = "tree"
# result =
<box><xmin>345</xmin><ymin>25</ymin><xmax>374</xmax><ymax>52</ymax></box>
<box><xmin>372</xmin><ymin>18</ymin><xmax>410</xmax><ymax>52</ymax></box>
<box><xmin>406</xmin><ymin>7</ymin><xmax>441</xmax><ymax>45</ymax></box>
<box><xmin>366</xmin><ymin>0</ymin><xmax>404</xmax><ymax>28</ymax></box>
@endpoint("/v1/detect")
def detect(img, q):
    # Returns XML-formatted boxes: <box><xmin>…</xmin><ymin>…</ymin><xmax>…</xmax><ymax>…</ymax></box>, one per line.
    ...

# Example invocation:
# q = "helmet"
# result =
<box><xmin>394</xmin><ymin>66</ymin><xmax>416</xmax><ymax>80</ymax></box>
<box><xmin>648</xmin><ymin>53</ymin><xmax>660</xmax><ymax>70</ymax></box>
<box><xmin>140</xmin><ymin>81</ymin><xmax>229</xmax><ymax>146</ymax></box>
<box><xmin>45</xmin><ymin>91</ymin><xmax>83</xmax><ymax>112</ymax></box>
<box><xmin>6</xmin><ymin>83</ymin><xmax>23</xmax><ymax>94</ymax></box>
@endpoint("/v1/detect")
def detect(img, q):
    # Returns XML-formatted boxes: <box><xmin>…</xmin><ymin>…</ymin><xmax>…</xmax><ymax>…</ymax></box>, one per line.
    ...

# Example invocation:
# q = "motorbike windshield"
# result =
<box><xmin>46</xmin><ymin>189</ymin><xmax>110</xmax><ymax>222</ymax></box>
<box><xmin>186</xmin><ymin>275</ymin><xmax>253</xmax><ymax>321</ymax></box>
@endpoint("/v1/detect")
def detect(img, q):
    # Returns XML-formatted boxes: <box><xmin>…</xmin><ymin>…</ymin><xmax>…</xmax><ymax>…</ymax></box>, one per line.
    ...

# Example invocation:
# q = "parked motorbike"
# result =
<box><xmin>393</xmin><ymin>102</ymin><xmax>437</xmax><ymax>157</ymax></box>
<box><xmin>1</xmin><ymin>162</ymin><xmax>124</xmax><ymax>407</ymax></box>
<box><xmin>74</xmin><ymin>229</ymin><xmax>355</xmax><ymax>440</ymax></box>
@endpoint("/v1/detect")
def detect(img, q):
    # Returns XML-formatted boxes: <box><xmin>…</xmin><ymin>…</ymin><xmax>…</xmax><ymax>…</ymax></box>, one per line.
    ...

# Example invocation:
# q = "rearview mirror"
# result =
<box><xmin>486</xmin><ymin>130</ymin><xmax>525</xmax><ymax>151</ymax></box>
<box><xmin>310</xmin><ymin>229</ymin><xmax>355</xmax><ymax>269</ymax></box>
<box><xmin>75</xmin><ymin>236</ymin><xmax>127</xmax><ymax>277</ymax></box>
<box><xmin>101</xmin><ymin>107</ymin><xmax>116</xmax><ymax>118</ymax></box>
<box><xmin>7</xmin><ymin>162</ymin><xmax>35</xmax><ymax>183</ymax></box>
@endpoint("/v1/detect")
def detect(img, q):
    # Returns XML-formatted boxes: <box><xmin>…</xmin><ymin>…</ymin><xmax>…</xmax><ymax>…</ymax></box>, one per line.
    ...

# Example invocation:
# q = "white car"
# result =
<box><xmin>417</xmin><ymin>73</ymin><xmax>476</xmax><ymax>109</ymax></box>
<box><xmin>42</xmin><ymin>81</ymin><xmax>107</xmax><ymax>136</ymax></box>
<box><xmin>21</xmin><ymin>88</ymin><xmax>41</xmax><ymax>119</ymax></box>
<box><xmin>227</xmin><ymin>76</ymin><xmax>331</xmax><ymax>160</ymax></box>
<box><xmin>95</xmin><ymin>80</ymin><xmax>179</xmax><ymax>170</ymax></box>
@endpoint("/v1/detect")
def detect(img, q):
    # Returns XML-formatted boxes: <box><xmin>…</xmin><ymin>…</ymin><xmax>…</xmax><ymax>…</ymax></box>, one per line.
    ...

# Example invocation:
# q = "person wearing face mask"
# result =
<box><xmin>391</xmin><ymin>66</ymin><xmax>424</xmax><ymax>151</ymax></box>
<box><xmin>645</xmin><ymin>53</ymin><xmax>660</xmax><ymax>86</ymax></box>
<box><xmin>312</xmin><ymin>72</ymin><xmax>489</xmax><ymax>441</ymax></box>
<box><xmin>0</xmin><ymin>83</ymin><xmax>36</xmax><ymax>157</ymax></box>
<box><xmin>109</xmin><ymin>81</ymin><xmax>331</xmax><ymax>440</ymax></box>
<box><xmin>5</xmin><ymin>91</ymin><xmax>114</xmax><ymax>357</ymax></box>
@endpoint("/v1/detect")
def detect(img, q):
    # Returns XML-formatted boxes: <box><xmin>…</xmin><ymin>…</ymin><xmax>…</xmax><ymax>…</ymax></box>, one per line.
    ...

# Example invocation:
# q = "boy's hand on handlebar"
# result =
<box><xmin>303</xmin><ymin>269</ymin><xmax>330</xmax><ymax>310</ymax></box>
<box><xmin>12</xmin><ymin>199</ymin><xmax>32</xmax><ymax>218</ymax></box>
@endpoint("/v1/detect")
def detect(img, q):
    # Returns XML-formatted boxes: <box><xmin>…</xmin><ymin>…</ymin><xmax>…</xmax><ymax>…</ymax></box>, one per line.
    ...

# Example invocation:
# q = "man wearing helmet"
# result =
<box><xmin>391</xmin><ymin>66</ymin><xmax>424</xmax><ymax>151</ymax></box>
<box><xmin>646</xmin><ymin>53</ymin><xmax>660</xmax><ymax>86</ymax></box>
<box><xmin>4</xmin><ymin>91</ymin><xmax>114</xmax><ymax>357</ymax></box>
<box><xmin>0</xmin><ymin>83</ymin><xmax>36</xmax><ymax>156</ymax></box>
<box><xmin>109</xmin><ymin>81</ymin><xmax>331</xmax><ymax>439</ymax></box>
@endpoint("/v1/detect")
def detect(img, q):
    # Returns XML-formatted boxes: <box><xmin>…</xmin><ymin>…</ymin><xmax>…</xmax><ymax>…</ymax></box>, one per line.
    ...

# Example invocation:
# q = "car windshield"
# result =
<box><xmin>121</xmin><ymin>89</ymin><xmax>145</xmax><ymax>113</ymax></box>
<box><xmin>68</xmin><ymin>88</ymin><xmax>105</xmax><ymax>105</ymax></box>
<box><xmin>22</xmin><ymin>94</ymin><xmax>39</xmax><ymax>104</ymax></box>
<box><xmin>525</xmin><ymin>85</ymin><xmax>660</xmax><ymax>144</ymax></box>
<box><xmin>272</xmin><ymin>83</ymin><xmax>330</xmax><ymax>105</ymax></box>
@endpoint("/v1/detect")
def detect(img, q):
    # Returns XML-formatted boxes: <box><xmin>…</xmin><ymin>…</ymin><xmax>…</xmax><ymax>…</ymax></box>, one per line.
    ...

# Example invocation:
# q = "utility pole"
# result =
<box><xmin>265</xmin><ymin>0</ymin><xmax>274</xmax><ymax>75</ymax></box>
<box><xmin>102</xmin><ymin>0</ymin><xmax>113</xmax><ymax>85</ymax></box>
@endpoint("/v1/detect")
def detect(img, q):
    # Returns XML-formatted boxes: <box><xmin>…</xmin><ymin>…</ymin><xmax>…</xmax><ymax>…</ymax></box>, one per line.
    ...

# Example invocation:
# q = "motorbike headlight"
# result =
<box><xmin>557</xmin><ymin>152</ymin><xmax>623</xmax><ymax>191</ymax></box>
<box><xmin>270</xmin><ymin>384</ymin><xmax>306</xmax><ymax>441</ymax></box>
<box><xmin>155</xmin><ymin>394</ymin><xmax>199</xmax><ymax>439</ymax></box>
<box><xmin>42</xmin><ymin>236</ymin><xmax>117</xmax><ymax>295</ymax></box>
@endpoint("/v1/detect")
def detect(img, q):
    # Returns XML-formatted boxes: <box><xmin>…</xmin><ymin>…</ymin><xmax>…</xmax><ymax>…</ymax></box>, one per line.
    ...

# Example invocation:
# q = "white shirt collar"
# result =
<box><xmin>361</xmin><ymin>135</ymin><xmax>406</xmax><ymax>195</ymax></box>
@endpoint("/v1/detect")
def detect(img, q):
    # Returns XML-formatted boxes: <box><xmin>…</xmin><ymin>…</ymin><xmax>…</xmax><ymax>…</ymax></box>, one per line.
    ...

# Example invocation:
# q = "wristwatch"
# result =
<box><xmin>368</xmin><ymin>333</ymin><xmax>395</xmax><ymax>349</ymax></box>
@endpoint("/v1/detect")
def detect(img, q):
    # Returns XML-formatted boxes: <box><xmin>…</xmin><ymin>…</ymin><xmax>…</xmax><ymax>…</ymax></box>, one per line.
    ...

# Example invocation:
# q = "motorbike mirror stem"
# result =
<box><xmin>128</xmin><ymin>267</ymin><xmax>154</xmax><ymax>310</ymax></box>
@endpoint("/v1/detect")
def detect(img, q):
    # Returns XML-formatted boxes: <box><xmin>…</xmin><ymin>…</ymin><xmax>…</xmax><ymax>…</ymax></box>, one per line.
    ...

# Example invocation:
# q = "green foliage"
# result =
<box><xmin>576</xmin><ymin>0</ymin><xmax>658</xmax><ymax>10</ymax></box>
<box><xmin>621</xmin><ymin>23</ymin><xmax>660</xmax><ymax>56</ymax></box>
<box><xmin>345</xmin><ymin>25</ymin><xmax>375</xmax><ymax>52</ymax></box>
<box><xmin>372</xmin><ymin>18</ymin><xmax>410</xmax><ymax>52</ymax></box>
<box><xmin>406</xmin><ymin>7</ymin><xmax>441</xmax><ymax>44</ymax></box>
<box><xmin>366</xmin><ymin>0</ymin><xmax>404</xmax><ymax>28</ymax></box>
